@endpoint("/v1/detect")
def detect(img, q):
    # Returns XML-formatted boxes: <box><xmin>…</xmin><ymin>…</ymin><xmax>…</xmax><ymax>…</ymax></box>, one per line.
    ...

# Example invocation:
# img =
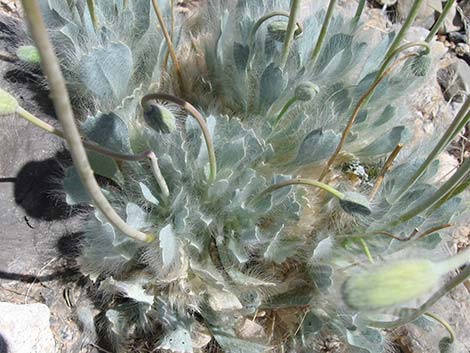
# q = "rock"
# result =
<box><xmin>0</xmin><ymin>302</ymin><xmax>56</xmax><ymax>353</ymax></box>
<box><xmin>437</xmin><ymin>58</ymin><xmax>470</xmax><ymax>102</ymax></box>
<box><xmin>397</xmin><ymin>0</ymin><xmax>442</xmax><ymax>29</ymax></box>
<box><xmin>398</xmin><ymin>283</ymin><xmax>470</xmax><ymax>353</ymax></box>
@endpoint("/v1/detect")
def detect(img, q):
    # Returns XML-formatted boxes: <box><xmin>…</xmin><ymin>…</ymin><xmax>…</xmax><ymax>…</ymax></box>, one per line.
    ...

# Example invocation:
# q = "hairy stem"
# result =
<box><xmin>273</xmin><ymin>96</ymin><xmax>298</xmax><ymax>126</ymax></box>
<box><xmin>319</xmin><ymin>51</ymin><xmax>419</xmax><ymax>181</ymax></box>
<box><xmin>369</xmin><ymin>144</ymin><xmax>403</xmax><ymax>199</ymax></box>
<box><xmin>141</xmin><ymin>93</ymin><xmax>217</xmax><ymax>184</ymax></box>
<box><xmin>393</xmin><ymin>96</ymin><xmax>470</xmax><ymax>202</ymax></box>
<box><xmin>310</xmin><ymin>0</ymin><xmax>337</xmax><ymax>65</ymax></box>
<box><xmin>279</xmin><ymin>0</ymin><xmax>301</xmax><ymax>69</ymax></box>
<box><xmin>395</xmin><ymin>157</ymin><xmax>470</xmax><ymax>224</ymax></box>
<box><xmin>151</xmin><ymin>0</ymin><xmax>185</xmax><ymax>95</ymax></box>
<box><xmin>86</xmin><ymin>0</ymin><xmax>99</xmax><ymax>30</ymax></box>
<box><xmin>147</xmin><ymin>151</ymin><xmax>170</xmax><ymax>199</ymax></box>
<box><xmin>426</xmin><ymin>0</ymin><xmax>456</xmax><ymax>42</ymax></box>
<box><xmin>367</xmin><ymin>265</ymin><xmax>470</xmax><ymax>329</ymax></box>
<box><xmin>359</xmin><ymin>238</ymin><xmax>374</xmax><ymax>263</ymax></box>
<box><xmin>257</xmin><ymin>178</ymin><xmax>345</xmax><ymax>201</ymax></box>
<box><xmin>424</xmin><ymin>312</ymin><xmax>455</xmax><ymax>343</ymax></box>
<box><xmin>21</xmin><ymin>0</ymin><xmax>154</xmax><ymax>243</ymax></box>
<box><xmin>352</xmin><ymin>0</ymin><xmax>366</xmax><ymax>27</ymax></box>
<box><xmin>385</xmin><ymin>0</ymin><xmax>426</xmax><ymax>58</ymax></box>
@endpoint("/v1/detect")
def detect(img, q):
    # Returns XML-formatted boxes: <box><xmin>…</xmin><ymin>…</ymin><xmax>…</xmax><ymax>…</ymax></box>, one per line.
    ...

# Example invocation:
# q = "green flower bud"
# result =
<box><xmin>439</xmin><ymin>337</ymin><xmax>455</xmax><ymax>353</ymax></box>
<box><xmin>408</xmin><ymin>54</ymin><xmax>431</xmax><ymax>77</ymax></box>
<box><xmin>16</xmin><ymin>45</ymin><xmax>40</xmax><ymax>65</ymax></box>
<box><xmin>341</xmin><ymin>259</ymin><xmax>442</xmax><ymax>311</ymax></box>
<box><xmin>143</xmin><ymin>103</ymin><xmax>177</xmax><ymax>134</ymax></box>
<box><xmin>0</xmin><ymin>88</ymin><xmax>18</xmax><ymax>116</ymax></box>
<box><xmin>295</xmin><ymin>82</ymin><xmax>319</xmax><ymax>101</ymax></box>
<box><xmin>339</xmin><ymin>192</ymin><xmax>372</xmax><ymax>216</ymax></box>
<box><xmin>267</xmin><ymin>21</ymin><xmax>302</xmax><ymax>42</ymax></box>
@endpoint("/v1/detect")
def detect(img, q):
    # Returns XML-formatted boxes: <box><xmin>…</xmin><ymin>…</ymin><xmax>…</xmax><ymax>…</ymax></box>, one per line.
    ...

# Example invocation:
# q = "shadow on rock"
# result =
<box><xmin>13</xmin><ymin>149</ymin><xmax>83</xmax><ymax>221</ymax></box>
<box><xmin>0</xmin><ymin>334</ymin><xmax>8</xmax><ymax>353</ymax></box>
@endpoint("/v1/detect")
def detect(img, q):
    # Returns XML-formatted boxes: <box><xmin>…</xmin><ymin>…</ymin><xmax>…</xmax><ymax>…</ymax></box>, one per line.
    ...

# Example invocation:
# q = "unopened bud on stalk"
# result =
<box><xmin>439</xmin><ymin>337</ymin><xmax>455</xmax><ymax>353</ymax></box>
<box><xmin>339</xmin><ymin>192</ymin><xmax>372</xmax><ymax>216</ymax></box>
<box><xmin>16</xmin><ymin>45</ymin><xmax>40</xmax><ymax>65</ymax></box>
<box><xmin>295</xmin><ymin>82</ymin><xmax>319</xmax><ymax>101</ymax></box>
<box><xmin>143</xmin><ymin>102</ymin><xmax>177</xmax><ymax>134</ymax></box>
<box><xmin>0</xmin><ymin>88</ymin><xmax>18</xmax><ymax>116</ymax></box>
<box><xmin>408</xmin><ymin>54</ymin><xmax>431</xmax><ymax>77</ymax></box>
<box><xmin>341</xmin><ymin>249</ymin><xmax>469</xmax><ymax>311</ymax></box>
<box><xmin>267</xmin><ymin>20</ymin><xmax>302</xmax><ymax>42</ymax></box>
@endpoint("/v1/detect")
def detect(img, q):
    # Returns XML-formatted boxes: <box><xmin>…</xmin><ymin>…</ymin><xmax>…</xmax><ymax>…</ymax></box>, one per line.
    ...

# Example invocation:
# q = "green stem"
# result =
<box><xmin>367</xmin><ymin>265</ymin><xmax>470</xmax><ymax>329</ymax></box>
<box><xmin>359</xmin><ymin>238</ymin><xmax>374</xmax><ymax>263</ymax></box>
<box><xmin>151</xmin><ymin>0</ymin><xmax>185</xmax><ymax>95</ymax></box>
<box><xmin>310</xmin><ymin>0</ymin><xmax>337</xmax><ymax>66</ymax></box>
<box><xmin>141</xmin><ymin>93</ymin><xmax>217</xmax><ymax>184</ymax></box>
<box><xmin>352</xmin><ymin>0</ymin><xmax>366</xmax><ymax>28</ymax></box>
<box><xmin>385</xmin><ymin>0</ymin><xmax>426</xmax><ymax>59</ymax></box>
<box><xmin>440</xmin><ymin>248</ymin><xmax>470</xmax><ymax>273</ymax></box>
<box><xmin>21</xmin><ymin>0</ymin><xmax>154</xmax><ymax>243</ymax></box>
<box><xmin>319</xmin><ymin>51</ymin><xmax>420</xmax><ymax>181</ymax></box>
<box><xmin>273</xmin><ymin>96</ymin><xmax>298</xmax><ymax>126</ymax></box>
<box><xmin>424</xmin><ymin>312</ymin><xmax>455</xmax><ymax>343</ymax></box>
<box><xmin>395</xmin><ymin>157</ymin><xmax>470</xmax><ymax>224</ymax></box>
<box><xmin>425</xmin><ymin>0</ymin><xmax>456</xmax><ymax>42</ymax></box>
<box><xmin>279</xmin><ymin>0</ymin><xmax>301</xmax><ymax>69</ymax></box>
<box><xmin>86</xmin><ymin>0</ymin><xmax>99</xmax><ymax>30</ymax></box>
<box><xmin>257</xmin><ymin>178</ymin><xmax>345</xmax><ymax>201</ymax></box>
<box><xmin>393</xmin><ymin>96</ymin><xmax>470</xmax><ymax>202</ymax></box>
<box><xmin>16</xmin><ymin>106</ymin><xmax>169</xmax><ymax>197</ymax></box>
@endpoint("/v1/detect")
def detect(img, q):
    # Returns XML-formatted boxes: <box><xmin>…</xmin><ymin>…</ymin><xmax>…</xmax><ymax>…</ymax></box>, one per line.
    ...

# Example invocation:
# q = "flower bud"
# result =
<box><xmin>143</xmin><ymin>103</ymin><xmax>177</xmax><ymax>134</ymax></box>
<box><xmin>339</xmin><ymin>192</ymin><xmax>372</xmax><ymax>216</ymax></box>
<box><xmin>267</xmin><ymin>21</ymin><xmax>302</xmax><ymax>42</ymax></box>
<box><xmin>341</xmin><ymin>259</ymin><xmax>442</xmax><ymax>311</ymax></box>
<box><xmin>16</xmin><ymin>45</ymin><xmax>40</xmax><ymax>65</ymax></box>
<box><xmin>0</xmin><ymin>88</ymin><xmax>18</xmax><ymax>116</ymax></box>
<box><xmin>439</xmin><ymin>337</ymin><xmax>455</xmax><ymax>353</ymax></box>
<box><xmin>408</xmin><ymin>54</ymin><xmax>431</xmax><ymax>77</ymax></box>
<box><xmin>294</xmin><ymin>82</ymin><xmax>319</xmax><ymax>101</ymax></box>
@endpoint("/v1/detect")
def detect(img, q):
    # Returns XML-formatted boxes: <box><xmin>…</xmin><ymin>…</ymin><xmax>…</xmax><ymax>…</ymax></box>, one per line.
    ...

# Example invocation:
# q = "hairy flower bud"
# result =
<box><xmin>0</xmin><ymin>88</ymin><xmax>18</xmax><ymax>116</ymax></box>
<box><xmin>341</xmin><ymin>259</ymin><xmax>442</xmax><ymax>311</ymax></box>
<box><xmin>408</xmin><ymin>54</ymin><xmax>431</xmax><ymax>77</ymax></box>
<box><xmin>16</xmin><ymin>45</ymin><xmax>40</xmax><ymax>65</ymax></box>
<box><xmin>294</xmin><ymin>82</ymin><xmax>319</xmax><ymax>101</ymax></box>
<box><xmin>339</xmin><ymin>192</ymin><xmax>372</xmax><ymax>216</ymax></box>
<box><xmin>267</xmin><ymin>20</ymin><xmax>302</xmax><ymax>42</ymax></box>
<box><xmin>143</xmin><ymin>103</ymin><xmax>177</xmax><ymax>134</ymax></box>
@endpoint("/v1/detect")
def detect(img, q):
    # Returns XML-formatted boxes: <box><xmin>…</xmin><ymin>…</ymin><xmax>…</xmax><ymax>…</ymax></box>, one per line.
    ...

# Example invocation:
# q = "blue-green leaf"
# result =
<box><xmin>159</xmin><ymin>224</ymin><xmax>178</xmax><ymax>269</ymax></box>
<box><xmin>292</xmin><ymin>129</ymin><xmax>340</xmax><ymax>166</ymax></box>
<box><xmin>139</xmin><ymin>182</ymin><xmax>159</xmax><ymax>206</ymax></box>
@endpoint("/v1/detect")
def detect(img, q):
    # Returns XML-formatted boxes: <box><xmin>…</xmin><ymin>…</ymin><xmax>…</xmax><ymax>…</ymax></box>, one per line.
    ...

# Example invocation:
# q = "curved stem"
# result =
<box><xmin>426</xmin><ymin>0</ymin><xmax>456</xmax><ymax>42</ymax></box>
<box><xmin>273</xmin><ymin>96</ymin><xmax>298</xmax><ymax>126</ymax></box>
<box><xmin>352</xmin><ymin>0</ymin><xmax>366</xmax><ymax>28</ymax></box>
<box><xmin>257</xmin><ymin>178</ymin><xmax>345</xmax><ymax>201</ymax></box>
<box><xmin>385</xmin><ymin>0</ymin><xmax>426</xmax><ymax>58</ymax></box>
<box><xmin>248</xmin><ymin>11</ymin><xmax>303</xmax><ymax>51</ymax></box>
<box><xmin>319</xmin><ymin>51</ymin><xmax>420</xmax><ymax>181</ymax></box>
<box><xmin>21</xmin><ymin>0</ymin><xmax>154</xmax><ymax>243</ymax></box>
<box><xmin>424</xmin><ymin>312</ymin><xmax>455</xmax><ymax>343</ymax></box>
<box><xmin>151</xmin><ymin>0</ymin><xmax>185</xmax><ymax>95</ymax></box>
<box><xmin>310</xmin><ymin>0</ymin><xmax>337</xmax><ymax>66</ymax></box>
<box><xmin>279</xmin><ymin>0</ymin><xmax>301</xmax><ymax>69</ymax></box>
<box><xmin>141</xmin><ymin>93</ymin><xmax>217</xmax><ymax>184</ymax></box>
<box><xmin>393</xmin><ymin>96</ymin><xmax>470</xmax><ymax>203</ymax></box>
<box><xmin>147</xmin><ymin>151</ymin><xmax>170</xmax><ymax>199</ymax></box>
<box><xmin>366</xmin><ymin>265</ymin><xmax>470</xmax><ymax>329</ymax></box>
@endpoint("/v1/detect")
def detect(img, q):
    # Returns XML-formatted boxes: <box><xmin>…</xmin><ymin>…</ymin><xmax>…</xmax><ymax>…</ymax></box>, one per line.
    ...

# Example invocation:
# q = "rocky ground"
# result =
<box><xmin>0</xmin><ymin>1</ymin><xmax>469</xmax><ymax>353</ymax></box>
